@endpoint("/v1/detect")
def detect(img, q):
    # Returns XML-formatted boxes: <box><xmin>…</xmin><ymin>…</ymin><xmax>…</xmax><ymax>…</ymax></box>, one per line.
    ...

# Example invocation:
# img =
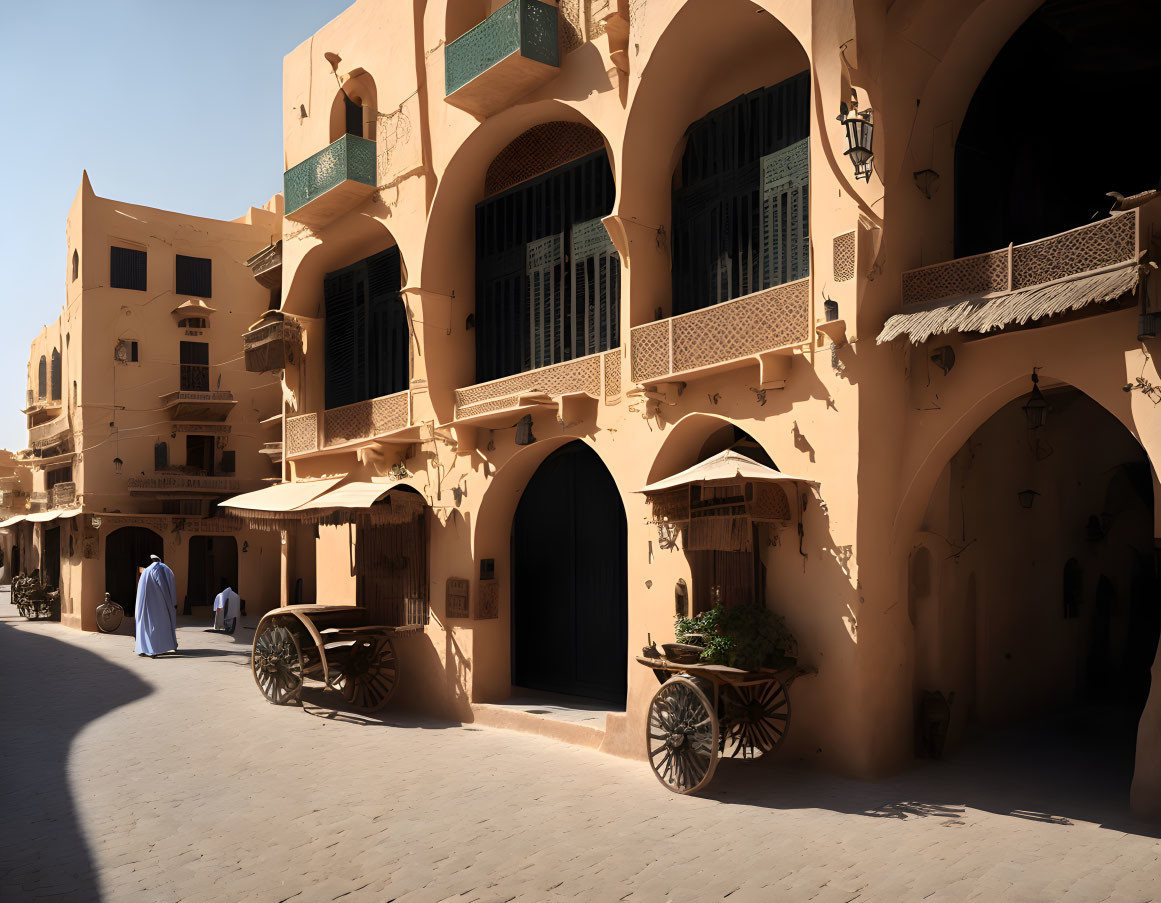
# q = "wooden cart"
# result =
<box><xmin>637</xmin><ymin>655</ymin><xmax>813</xmax><ymax>794</ymax></box>
<box><xmin>251</xmin><ymin>604</ymin><xmax>420</xmax><ymax>712</ymax></box>
<box><xmin>13</xmin><ymin>576</ymin><xmax>58</xmax><ymax>621</ymax></box>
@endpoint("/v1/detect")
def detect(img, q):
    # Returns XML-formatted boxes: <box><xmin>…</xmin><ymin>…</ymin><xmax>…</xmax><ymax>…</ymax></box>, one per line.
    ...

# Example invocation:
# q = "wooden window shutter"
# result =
<box><xmin>761</xmin><ymin>138</ymin><xmax>810</xmax><ymax>287</ymax></box>
<box><xmin>570</xmin><ymin>218</ymin><xmax>620</xmax><ymax>358</ymax></box>
<box><xmin>50</xmin><ymin>350</ymin><xmax>62</xmax><ymax>400</ymax></box>
<box><xmin>175</xmin><ymin>255</ymin><xmax>212</xmax><ymax>298</ymax></box>
<box><xmin>324</xmin><ymin>268</ymin><xmax>359</xmax><ymax>409</ymax></box>
<box><xmin>154</xmin><ymin>441</ymin><xmax>168</xmax><ymax>470</ymax></box>
<box><xmin>110</xmin><ymin>246</ymin><xmax>147</xmax><ymax>291</ymax></box>
<box><xmin>37</xmin><ymin>356</ymin><xmax>47</xmax><ymax>399</ymax></box>
<box><xmin>364</xmin><ymin>248</ymin><xmax>408</xmax><ymax>398</ymax></box>
<box><xmin>526</xmin><ymin>233</ymin><xmax>564</xmax><ymax>370</ymax></box>
<box><xmin>220</xmin><ymin>450</ymin><xmax>235</xmax><ymax>474</ymax></box>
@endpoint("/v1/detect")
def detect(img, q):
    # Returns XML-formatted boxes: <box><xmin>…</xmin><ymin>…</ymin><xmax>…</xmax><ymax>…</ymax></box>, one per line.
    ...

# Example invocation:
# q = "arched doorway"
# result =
<box><xmin>105</xmin><ymin>527</ymin><xmax>163</xmax><ymax>614</ymax></box>
<box><xmin>512</xmin><ymin>442</ymin><xmax>627</xmax><ymax>702</ymax></box>
<box><xmin>911</xmin><ymin>385</ymin><xmax>1157</xmax><ymax>786</ymax></box>
<box><xmin>187</xmin><ymin>536</ymin><xmax>239</xmax><ymax>612</ymax></box>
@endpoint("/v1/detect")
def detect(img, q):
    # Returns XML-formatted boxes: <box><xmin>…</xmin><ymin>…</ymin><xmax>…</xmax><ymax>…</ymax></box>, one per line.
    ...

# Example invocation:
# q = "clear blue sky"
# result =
<box><xmin>0</xmin><ymin>0</ymin><xmax>355</xmax><ymax>452</ymax></box>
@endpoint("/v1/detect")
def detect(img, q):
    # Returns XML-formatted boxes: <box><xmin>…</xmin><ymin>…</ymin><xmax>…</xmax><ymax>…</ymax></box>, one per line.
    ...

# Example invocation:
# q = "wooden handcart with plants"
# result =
<box><xmin>251</xmin><ymin>604</ymin><xmax>422</xmax><ymax>712</ymax></box>
<box><xmin>638</xmin><ymin>601</ymin><xmax>812</xmax><ymax>794</ymax></box>
<box><xmin>635</xmin><ymin>448</ymin><xmax>822</xmax><ymax>794</ymax></box>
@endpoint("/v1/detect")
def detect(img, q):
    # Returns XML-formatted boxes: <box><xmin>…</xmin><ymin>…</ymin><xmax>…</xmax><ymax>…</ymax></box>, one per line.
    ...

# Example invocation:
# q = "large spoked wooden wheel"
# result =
<box><xmin>647</xmin><ymin>676</ymin><xmax>719</xmax><ymax>794</ymax></box>
<box><xmin>96</xmin><ymin>601</ymin><xmax>124</xmax><ymax>634</ymax></box>
<box><xmin>251</xmin><ymin>624</ymin><xmax>304</xmax><ymax>705</ymax></box>
<box><xmin>721</xmin><ymin>679</ymin><xmax>791</xmax><ymax>759</ymax></box>
<box><xmin>331</xmin><ymin>636</ymin><xmax>398</xmax><ymax>712</ymax></box>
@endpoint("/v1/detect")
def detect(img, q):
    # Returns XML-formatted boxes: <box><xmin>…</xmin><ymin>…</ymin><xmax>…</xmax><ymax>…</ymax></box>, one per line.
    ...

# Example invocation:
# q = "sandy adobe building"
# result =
<box><xmin>214</xmin><ymin>0</ymin><xmax>1161</xmax><ymax>815</ymax></box>
<box><xmin>5</xmin><ymin>175</ymin><xmax>286</xmax><ymax>629</ymax></box>
<box><xmin>0</xmin><ymin>450</ymin><xmax>33</xmax><ymax>581</ymax></box>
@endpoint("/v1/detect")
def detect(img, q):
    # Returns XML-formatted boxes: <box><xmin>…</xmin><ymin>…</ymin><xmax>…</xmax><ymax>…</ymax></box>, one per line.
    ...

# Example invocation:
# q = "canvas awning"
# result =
<box><xmin>637</xmin><ymin>450</ymin><xmax>818</xmax><ymax>494</ymax></box>
<box><xmin>0</xmin><ymin>515</ymin><xmax>26</xmax><ymax>529</ymax></box>
<box><xmin>220</xmin><ymin>477</ymin><xmax>345</xmax><ymax>515</ymax></box>
<box><xmin>877</xmin><ymin>261</ymin><xmax>1140</xmax><ymax>345</ymax></box>
<box><xmin>25</xmin><ymin>509</ymin><xmax>82</xmax><ymax>523</ymax></box>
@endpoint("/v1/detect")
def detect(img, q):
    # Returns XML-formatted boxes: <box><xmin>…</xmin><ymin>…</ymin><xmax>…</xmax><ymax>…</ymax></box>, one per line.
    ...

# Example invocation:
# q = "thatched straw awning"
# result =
<box><xmin>877</xmin><ymin>262</ymin><xmax>1140</xmax><ymax>345</ymax></box>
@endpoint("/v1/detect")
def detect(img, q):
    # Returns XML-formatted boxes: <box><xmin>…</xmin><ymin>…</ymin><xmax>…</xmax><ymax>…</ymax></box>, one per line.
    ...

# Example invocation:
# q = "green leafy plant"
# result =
<box><xmin>675</xmin><ymin>603</ymin><xmax>797</xmax><ymax>671</ymax></box>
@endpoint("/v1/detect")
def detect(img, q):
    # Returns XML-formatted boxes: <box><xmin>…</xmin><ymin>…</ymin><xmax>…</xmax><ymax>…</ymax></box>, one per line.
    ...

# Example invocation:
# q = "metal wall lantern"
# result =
<box><xmin>839</xmin><ymin>104</ymin><xmax>874</xmax><ymax>182</ymax></box>
<box><xmin>1017</xmin><ymin>489</ymin><xmax>1040</xmax><ymax>509</ymax></box>
<box><xmin>1021</xmin><ymin>369</ymin><xmax>1049</xmax><ymax>430</ymax></box>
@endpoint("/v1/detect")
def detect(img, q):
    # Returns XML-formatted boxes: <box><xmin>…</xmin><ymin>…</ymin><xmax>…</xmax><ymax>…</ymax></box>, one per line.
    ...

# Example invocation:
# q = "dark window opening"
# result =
<box><xmin>110</xmin><ymin>246</ymin><xmax>147</xmax><ymax>291</ymax></box>
<box><xmin>955</xmin><ymin>0</ymin><xmax>1161</xmax><ymax>256</ymax></box>
<box><xmin>671</xmin><ymin>71</ymin><xmax>811</xmax><ymax>315</ymax></box>
<box><xmin>46</xmin><ymin>466</ymin><xmax>72</xmax><ymax>490</ymax></box>
<box><xmin>154</xmin><ymin>441</ymin><xmax>168</xmax><ymax>470</ymax></box>
<box><xmin>50</xmin><ymin>350</ymin><xmax>61</xmax><ymax>400</ymax></box>
<box><xmin>220</xmin><ymin>449</ymin><xmax>235</xmax><ymax>474</ymax></box>
<box><xmin>186</xmin><ymin>435</ymin><xmax>215</xmax><ymax>475</ymax></box>
<box><xmin>71</xmin><ymin>250</ymin><xmax>79</xmax><ymax>282</ymax></box>
<box><xmin>474</xmin><ymin>148</ymin><xmax>618</xmax><ymax>384</ymax></box>
<box><xmin>323</xmin><ymin>247</ymin><xmax>408</xmax><ymax>410</ymax></box>
<box><xmin>180</xmin><ymin>341</ymin><xmax>209</xmax><ymax>391</ymax></box>
<box><xmin>37</xmin><ymin>356</ymin><xmax>46</xmax><ymax>399</ymax></box>
<box><xmin>178</xmin><ymin>317</ymin><xmax>208</xmax><ymax>330</ymax></box>
<box><xmin>345</xmin><ymin>93</ymin><xmax>363</xmax><ymax>137</ymax></box>
<box><xmin>175</xmin><ymin>254</ymin><xmax>212</xmax><ymax>298</ymax></box>
<box><xmin>129</xmin><ymin>341</ymin><xmax>139</xmax><ymax>363</ymax></box>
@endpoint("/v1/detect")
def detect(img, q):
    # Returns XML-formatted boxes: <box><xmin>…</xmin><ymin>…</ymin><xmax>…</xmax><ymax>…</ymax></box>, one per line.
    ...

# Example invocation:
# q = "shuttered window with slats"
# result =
<box><xmin>671</xmin><ymin>71</ymin><xmax>810</xmax><ymax>315</ymax></box>
<box><xmin>474</xmin><ymin>149</ymin><xmax>617</xmax><ymax>384</ymax></box>
<box><xmin>110</xmin><ymin>246</ymin><xmax>147</xmax><ymax>291</ymax></box>
<box><xmin>323</xmin><ymin>247</ymin><xmax>408</xmax><ymax>410</ymax></box>
<box><xmin>176</xmin><ymin>255</ymin><xmax>212</xmax><ymax>298</ymax></box>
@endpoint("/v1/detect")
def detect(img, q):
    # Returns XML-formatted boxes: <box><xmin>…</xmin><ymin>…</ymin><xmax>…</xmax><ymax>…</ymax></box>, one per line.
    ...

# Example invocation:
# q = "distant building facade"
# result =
<box><xmin>8</xmin><ymin>175</ymin><xmax>285</xmax><ymax>629</ymax></box>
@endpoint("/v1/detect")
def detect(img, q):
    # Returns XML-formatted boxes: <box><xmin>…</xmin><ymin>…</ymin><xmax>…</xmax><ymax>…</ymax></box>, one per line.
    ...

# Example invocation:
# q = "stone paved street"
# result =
<box><xmin>2</xmin><ymin>595</ymin><xmax>1161</xmax><ymax>903</ymax></box>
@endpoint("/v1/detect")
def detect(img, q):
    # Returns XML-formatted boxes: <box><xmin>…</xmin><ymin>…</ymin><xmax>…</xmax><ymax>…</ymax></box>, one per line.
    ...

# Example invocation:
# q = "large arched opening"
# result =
<box><xmin>187</xmin><ymin>535</ymin><xmax>239</xmax><ymax>611</ymax></box>
<box><xmin>104</xmin><ymin>527</ymin><xmax>164</xmax><ymax>614</ymax></box>
<box><xmin>511</xmin><ymin>441</ymin><xmax>627</xmax><ymax>702</ymax></box>
<box><xmin>954</xmin><ymin>0</ymin><xmax>1160</xmax><ymax>256</ymax></box>
<box><xmin>908</xmin><ymin>382</ymin><xmax>1157</xmax><ymax>803</ymax></box>
<box><xmin>618</xmin><ymin>0</ymin><xmax>810</xmax><ymax>326</ymax></box>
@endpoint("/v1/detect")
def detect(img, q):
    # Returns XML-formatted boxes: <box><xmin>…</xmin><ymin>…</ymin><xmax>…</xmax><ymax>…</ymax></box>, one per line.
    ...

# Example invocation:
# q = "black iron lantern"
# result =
<box><xmin>839</xmin><ymin>104</ymin><xmax>874</xmax><ymax>182</ymax></box>
<box><xmin>1017</xmin><ymin>489</ymin><xmax>1040</xmax><ymax>509</ymax></box>
<box><xmin>1021</xmin><ymin>369</ymin><xmax>1049</xmax><ymax>431</ymax></box>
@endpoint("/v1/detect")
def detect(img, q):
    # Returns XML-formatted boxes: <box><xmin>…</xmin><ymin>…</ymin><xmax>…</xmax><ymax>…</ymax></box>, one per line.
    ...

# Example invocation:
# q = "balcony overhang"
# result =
<box><xmin>444</xmin><ymin>0</ymin><xmax>560</xmax><ymax>118</ymax></box>
<box><xmin>285</xmin><ymin>390</ymin><xmax>415</xmax><ymax>459</ymax></box>
<box><xmin>283</xmin><ymin>134</ymin><xmax>377</xmax><ymax>230</ymax></box>
<box><xmin>629</xmin><ymin>278</ymin><xmax>812</xmax><ymax>390</ymax></box>
<box><xmin>245</xmin><ymin>241</ymin><xmax>283</xmax><ymax>290</ymax></box>
<box><xmin>162</xmin><ymin>390</ymin><xmax>236</xmax><ymax>422</ymax></box>
<box><xmin>22</xmin><ymin>399</ymin><xmax>63</xmax><ymax>417</ymax></box>
<box><xmin>880</xmin><ymin>207</ymin><xmax>1149</xmax><ymax>345</ymax></box>
<box><xmin>452</xmin><ymin>349</ymin><xmax>620</xmax><ymax>427</ymax></box>
<box><xmin>126</xmin><ymin>475</ymin><xmax>257</xmax><ymax>497</ymax></box>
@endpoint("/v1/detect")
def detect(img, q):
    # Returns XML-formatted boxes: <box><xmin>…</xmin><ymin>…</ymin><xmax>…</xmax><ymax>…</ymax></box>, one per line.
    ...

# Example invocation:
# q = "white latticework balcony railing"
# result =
<box><xmin>630</xmin><ymin>277</ymin><xmax>811</xmax><ymax>384</ymax></box>
<box><xmin>453</xmin><ymin>348</ymin><xmax>620</xmax><ymax>423</ymax></box>
<box><xmin>285</xmin><ymin>390</ymin><xmax>412</xmax><ymax>458</ymax></box>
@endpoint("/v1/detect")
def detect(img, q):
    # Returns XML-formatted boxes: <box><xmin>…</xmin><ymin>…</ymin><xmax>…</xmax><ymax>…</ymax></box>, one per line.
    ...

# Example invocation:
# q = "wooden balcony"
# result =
<box><xmin>50</xmin><ymin>482</ymin><xmax>76</xmax><ymax>508</ymax></box>
<box><xmin>630</xmin><ymin>278</ymin><xmax>811</xmax><ymax>390</ymax></box>
<box><xmin>880</xmin><ymin>204</ymin><xmax>1153</xmax><ymax>345</ymax></box>
<box><xmin>453</xmin><ymin>348</ymin><xmax>620</xmax><ymax>427</ymax></box>
<box><xmin>162</xmin><ymin>389</ymin><xmax>236</xmax><ymax>422</ymax></box>
<box><xmin>28</xmin><ymin>416</ymin><xmax>70</xmax><ymax>451</ymax></box>
<box><xmin>126</xmin><ymin>473</ymin><xmax>251</xmax><ymax>497</ymax></box>
<box><xmin>243</xmin><ymin>313</ymin><xmax>302</xmax><ymax>373</ymax></box>
<box><xmin>285</xmin><ymin>390</ymin><xmax>416</xmax><ymax>459</ymax></box>
<box><xmin>283</xmin><ymin>134</ymin><xmax>377</xmax><ymax>230</ymax></box>
<box><xmin>444</xmin><ymin>0</ymin><xmax>559</xmax><ymax>117</ymax></box>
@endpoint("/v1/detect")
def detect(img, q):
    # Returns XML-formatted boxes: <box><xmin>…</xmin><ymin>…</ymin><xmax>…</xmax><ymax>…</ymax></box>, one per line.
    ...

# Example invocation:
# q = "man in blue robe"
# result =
<box><xmin>134</xmin><ymin>554</ymin><xmax>177</xmax><ymax>657</ymax></box>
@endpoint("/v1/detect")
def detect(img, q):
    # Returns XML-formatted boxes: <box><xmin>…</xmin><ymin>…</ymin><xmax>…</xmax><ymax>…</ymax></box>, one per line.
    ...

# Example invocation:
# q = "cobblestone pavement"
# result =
<box><xmin>2</xmin><ymin>595</ymin><xmax>1160</xmax><ymax>903</ymax></box>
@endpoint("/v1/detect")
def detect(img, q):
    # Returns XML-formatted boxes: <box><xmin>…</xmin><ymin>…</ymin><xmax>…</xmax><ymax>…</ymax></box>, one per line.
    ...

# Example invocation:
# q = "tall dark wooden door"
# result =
<box><xmin>512</xmin><ymin>442</ymin><xmax>627</xmax><ymax>702</ymax></box>
<box><xmin>187</xmin><ymin>536</ymin><xmax>238</xmax><ymax>610</ymax></box>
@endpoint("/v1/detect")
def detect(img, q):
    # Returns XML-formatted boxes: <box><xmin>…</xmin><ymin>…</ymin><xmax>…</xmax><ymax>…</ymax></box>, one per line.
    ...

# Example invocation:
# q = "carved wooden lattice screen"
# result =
<box><xmin>671</xmin><ymin>71</ymin><xmax>810</xmax><ymax>315</ymax></box>
<box><xmin>475</xmin><ymin>148</ymin><xmax>616</xmax><ymax>383</ymax></box>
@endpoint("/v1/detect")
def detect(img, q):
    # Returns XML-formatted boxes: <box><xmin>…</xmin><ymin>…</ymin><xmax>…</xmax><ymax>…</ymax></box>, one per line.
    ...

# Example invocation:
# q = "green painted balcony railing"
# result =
<box><xmin>445</xmin><ymin>0</ymin><xmax>559</xmax><ymax>96</ymax></box>
<box><xmin>283</xmin><ymin>134</ymin><xmax>376</xmax><ymax>217</ymax></box>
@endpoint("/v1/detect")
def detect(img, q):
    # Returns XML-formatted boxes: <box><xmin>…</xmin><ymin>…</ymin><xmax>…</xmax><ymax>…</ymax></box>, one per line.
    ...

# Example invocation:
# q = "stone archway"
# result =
<box><xmin>104</xmin><ymin>527</ymin><xmax>163</xmax><ymax>614</ymax></box>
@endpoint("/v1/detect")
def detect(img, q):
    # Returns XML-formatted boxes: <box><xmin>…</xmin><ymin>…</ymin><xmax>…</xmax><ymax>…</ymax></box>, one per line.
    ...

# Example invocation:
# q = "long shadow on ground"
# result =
<box><xmin>0</xmin><ymin>617</ymin><xmax>151</xmax><ymax>901</ymax></box>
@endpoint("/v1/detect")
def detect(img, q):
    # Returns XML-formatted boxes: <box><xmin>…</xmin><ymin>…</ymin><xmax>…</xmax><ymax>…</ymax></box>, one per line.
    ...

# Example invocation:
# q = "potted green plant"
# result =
<box><xmin>674</xmin><ymin>602</ymin><xmax>797</xmax><ymax>671</ymax></box>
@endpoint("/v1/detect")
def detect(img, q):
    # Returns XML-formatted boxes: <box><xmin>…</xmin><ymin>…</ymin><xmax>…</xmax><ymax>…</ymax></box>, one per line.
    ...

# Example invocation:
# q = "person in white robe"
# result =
<box><xmin>212</xmin><ymin>584</ymin><xmax>240</xmax><ymax>634</ymax></box>
<box><xmin>134</xmin><ymin>554</ymin><xmax>177</xmax><ymax>657</ymax></box>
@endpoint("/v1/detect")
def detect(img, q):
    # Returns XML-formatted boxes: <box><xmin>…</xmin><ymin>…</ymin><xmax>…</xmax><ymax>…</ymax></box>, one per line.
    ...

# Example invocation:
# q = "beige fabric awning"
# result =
<box><xmin>877</xmin><ymin>262</ymin><xmax>1140</xmax><ymax>345</ymax></box>
<box><xmin>220</xmin><ymin>477</ymin><xmax>344</xmax><ymax>514</ymax></box>
<box><xmin>295</xmin><ymin>481</ymin><xmax>396</xmax><ymax>511</ymax></box>
<box><xmin>0</xmin><ymin>515</ymin><xmax>26</xmax><ymax>529</ymax></box>
<box><xmin>26</xmin><ymin>510</ymin><xmax>82</xmax><ymax>523</ymax></box>
<box><xmin>637</xmin><ymin>450</ymin><xmax>817</xmax><ymax>493</ymax></box>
